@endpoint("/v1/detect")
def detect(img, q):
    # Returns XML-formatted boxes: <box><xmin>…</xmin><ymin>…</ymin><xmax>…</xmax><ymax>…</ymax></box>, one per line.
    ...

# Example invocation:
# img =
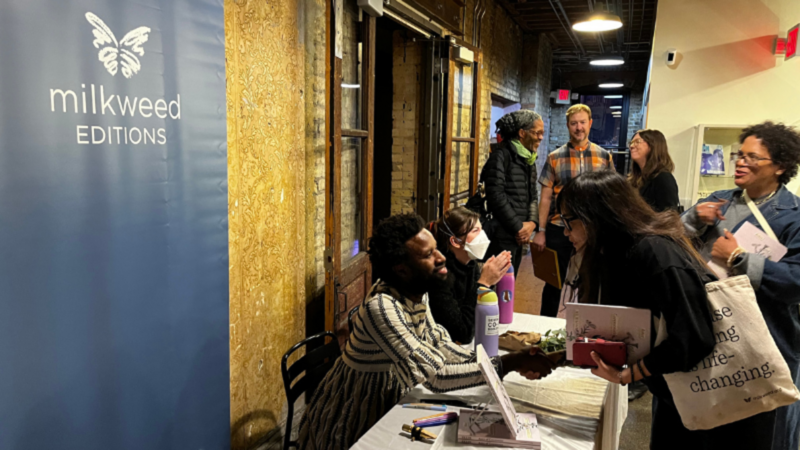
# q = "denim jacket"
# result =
<box><xmin>683</xmin><ymin>186</ymin><xmax>800</xmax><ymax>385</ymax></box>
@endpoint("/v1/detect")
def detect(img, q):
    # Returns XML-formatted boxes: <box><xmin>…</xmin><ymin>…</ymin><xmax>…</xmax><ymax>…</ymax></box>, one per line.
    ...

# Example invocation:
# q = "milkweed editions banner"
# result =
<box><xmin>0</xmin><ymin>2</ymin><xmax>229</xmax><ymax>450</ymax></box>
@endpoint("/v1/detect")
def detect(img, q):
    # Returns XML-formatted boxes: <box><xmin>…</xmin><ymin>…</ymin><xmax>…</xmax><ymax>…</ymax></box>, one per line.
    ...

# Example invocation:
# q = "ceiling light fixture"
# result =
<box><xmin>590</xmin><ymin>55</ymin><xmax>624</xmax><ymax>66</ymax></box>
<box><xmin>573</xmin><ymin>12</ymin><xmax>623</xmax><ymax>32</ymax></box>
<box><xmin>599</xmin><ymin>83</ymin><xmax>624</xmax><ymax>88</ymax></box>
<box><xmin>342</xmin><ymin>83</ymin><xmax>361</xmax><ymax>89</ymax></box>
<box><xmin>604</xmin><ymin>95</ymin><xmax>623</xmax><ymax>99</ymax></box>
<box><xmin>610</xmin><ymin>106</ymin><xmax>622</xmax><ymax>109</ymax></box>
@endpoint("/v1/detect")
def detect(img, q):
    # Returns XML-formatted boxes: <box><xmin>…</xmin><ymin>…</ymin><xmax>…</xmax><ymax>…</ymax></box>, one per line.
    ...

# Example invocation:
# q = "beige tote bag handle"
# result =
<box><xmin>743</xmin><ymin>189</ymin><xmax>778</xmax><ymax>240</ymax></box>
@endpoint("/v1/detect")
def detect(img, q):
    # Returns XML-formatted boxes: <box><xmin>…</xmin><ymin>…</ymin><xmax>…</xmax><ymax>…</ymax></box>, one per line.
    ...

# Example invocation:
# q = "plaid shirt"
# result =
<box><xmin>539</xmin><ymin>142</ymin><xmax>614</xmax><ymax>225</ymax></box>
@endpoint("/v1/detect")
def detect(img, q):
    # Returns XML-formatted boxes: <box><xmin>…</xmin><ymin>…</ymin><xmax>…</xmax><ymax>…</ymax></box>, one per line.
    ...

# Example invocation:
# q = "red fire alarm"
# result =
<box><xmin>787</xmin><ymin>25</ymin><xmax>799</xmax><ymax>60</ymax></box>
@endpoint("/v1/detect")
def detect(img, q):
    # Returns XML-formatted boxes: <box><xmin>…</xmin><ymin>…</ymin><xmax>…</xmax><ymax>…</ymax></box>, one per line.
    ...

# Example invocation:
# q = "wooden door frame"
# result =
<box><xmin>325</xmin><ymin>4</ymin><xmax>376</xmax><ymax>336</ymax></box>
<box><xmin>442</xmin><ymin>43</ymin><xmax>482</xmax><ymax>212</ymax></box>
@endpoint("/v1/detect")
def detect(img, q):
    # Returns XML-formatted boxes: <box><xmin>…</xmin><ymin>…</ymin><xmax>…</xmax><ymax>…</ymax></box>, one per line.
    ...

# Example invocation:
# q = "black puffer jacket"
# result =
<box><xmin>481</xmin><ymin>140</ymin><xmax>538</xmax><ymax>244</ymax></box>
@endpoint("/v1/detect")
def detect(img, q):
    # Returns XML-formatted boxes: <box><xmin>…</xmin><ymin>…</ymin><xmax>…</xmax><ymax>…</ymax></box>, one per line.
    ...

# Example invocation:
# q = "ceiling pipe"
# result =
<box><xmin>586</xmin><ymin>0</ymin><xmax>605</xmax><ymax>54</ymax></box>
<box><xmin>472</xmin><ymin>0</ymin><xmax>479</xmax><ymax>47</ymax></box>
<box><xmin>636</xmin><ymin>0</ymin><xmax>645</xmax><ymax>50</ymax></box>
<box><xmin>477</xmin><ymin>0</ymin><xmax>487</xmax><ymax>48</ymax></box>
<box><xmin>549</xmin><ymin>0</ymin><xmax>585</xmax><ymax>56</ymax></box>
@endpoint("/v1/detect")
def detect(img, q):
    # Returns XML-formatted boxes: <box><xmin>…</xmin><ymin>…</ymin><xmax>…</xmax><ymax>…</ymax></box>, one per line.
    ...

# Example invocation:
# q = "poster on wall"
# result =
<box><xmin>0</xmin><ymin>1</ymin><xmax>229</xmax><ymax>449</ymax></box>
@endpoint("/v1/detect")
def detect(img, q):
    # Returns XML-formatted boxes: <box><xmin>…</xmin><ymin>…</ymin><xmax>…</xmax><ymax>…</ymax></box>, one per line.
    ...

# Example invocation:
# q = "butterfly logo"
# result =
<box><xmin>85</xmin><ymin>12</ymin><xmax>151</xmax><ymax>79</ymax></box>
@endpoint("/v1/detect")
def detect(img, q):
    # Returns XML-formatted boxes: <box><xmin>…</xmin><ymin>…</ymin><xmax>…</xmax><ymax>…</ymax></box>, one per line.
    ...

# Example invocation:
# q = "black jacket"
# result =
<box><xmin>427</xmin><ymin>252</ymin><xmax>482</xmax><ymax>344</ymax></box>
<box><xmin>639</xmin><ymin>171</ymin><xmax>680</xmax><ymax>212</ymax></box>
<box><xmin>595</xmin><ymin>235</ymin><xmax>715</xmax><ymax>399</ymax></box>
<box><xmin>481</xmin><ymin>140</ymin><xmax>538</xmax><ymax>244</ymax></box>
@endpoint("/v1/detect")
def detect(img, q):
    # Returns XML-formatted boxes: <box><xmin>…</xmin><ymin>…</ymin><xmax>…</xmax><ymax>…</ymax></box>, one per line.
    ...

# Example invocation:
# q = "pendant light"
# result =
<box><xmin>573</xmin><ymin>12</ymin><xmax>623</xmax><ymax>32</ymax></box>
<box><xmin>590</xmin><ymin>55</ymin><xmax>624</xmax><ymax>66</ymax></box>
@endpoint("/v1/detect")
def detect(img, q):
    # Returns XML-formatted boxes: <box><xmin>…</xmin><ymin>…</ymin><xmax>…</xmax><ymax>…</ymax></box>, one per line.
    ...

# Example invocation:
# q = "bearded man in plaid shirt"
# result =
<box><xmin>531</xmin><ymin>104</ymin><xmax>614</xmax><ymax>317</ymax></box>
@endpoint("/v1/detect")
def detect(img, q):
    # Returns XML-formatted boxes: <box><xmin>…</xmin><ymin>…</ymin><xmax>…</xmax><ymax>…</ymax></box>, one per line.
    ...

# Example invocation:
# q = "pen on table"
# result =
<box><xmin>402</xmin><ymin>403</ymin><xmax>447</xmax><ymax>411</ymax></box>
<box><xmin>413</xmin><ymin>412</ymin><xmax>447</xmax><ymax>422</ymax></box>
<box><xmin>413</xmin><ymin>412</ymin><xmax>457</xmax><ymax>423</ymax></box>
<box><xmin>413</xmin><ymin>415</ymin><xmax>458</xmax><ymax>428</ymax></box>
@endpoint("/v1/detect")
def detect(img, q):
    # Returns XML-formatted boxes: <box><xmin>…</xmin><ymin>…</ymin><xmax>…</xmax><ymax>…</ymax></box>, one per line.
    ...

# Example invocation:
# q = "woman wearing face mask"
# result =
<box><xmin>628</xmin><ymin>129</ymin><xmax>680</xmax><ymax>212</ymax></box>
<box><xmin>428</xmin><ymin>207</ymin><xmax>513</xmax><ymax>344</ymax></box>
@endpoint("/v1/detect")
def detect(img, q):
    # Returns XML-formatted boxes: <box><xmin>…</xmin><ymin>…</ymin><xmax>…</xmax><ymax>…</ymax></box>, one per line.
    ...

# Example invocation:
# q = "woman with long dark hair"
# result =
<box><xmin>557</xmin><ymin>171</ymin><xmax>775</xmax><ymax>449</ymax></box>
<box><xmin>628</xmin><ymin>129</ymin><xmax>680</xmax><ymax>212</ymax></box>
<box><xmin>427</xmin><ymin>207</ymin><xmax>512</xmax><ymax>343</ymax></box>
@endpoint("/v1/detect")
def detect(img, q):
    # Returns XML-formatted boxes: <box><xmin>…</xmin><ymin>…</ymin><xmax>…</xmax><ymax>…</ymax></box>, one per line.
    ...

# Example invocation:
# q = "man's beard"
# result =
<box><xmin>405</xmin><ymin>264</ymin><xmax>448</xmax><ymax>295</ymax></box>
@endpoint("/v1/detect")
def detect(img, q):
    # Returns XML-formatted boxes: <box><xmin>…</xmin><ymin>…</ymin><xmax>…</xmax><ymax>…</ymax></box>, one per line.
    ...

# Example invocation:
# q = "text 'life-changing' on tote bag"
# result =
<box><xmin>656</xmin><ymin>275</ymin><xmax>800</xmax><ymax>430</ymax></box>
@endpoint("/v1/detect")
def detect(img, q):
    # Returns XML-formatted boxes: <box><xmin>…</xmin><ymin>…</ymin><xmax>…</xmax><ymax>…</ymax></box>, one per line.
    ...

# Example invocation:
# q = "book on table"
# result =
<box><xmin>529</xmin><ymin>244</ymin><xmax>561</xmax><ymax>289</ymax></box>
<box><xmin>564</xmin><ymin>303</ymin><xmax>650</xmax><ymax>366</ymax></box>
<box><xmin>457</xmin><ymin>345</ymin><xmax>541</xmax><ymax>449</ymax></box>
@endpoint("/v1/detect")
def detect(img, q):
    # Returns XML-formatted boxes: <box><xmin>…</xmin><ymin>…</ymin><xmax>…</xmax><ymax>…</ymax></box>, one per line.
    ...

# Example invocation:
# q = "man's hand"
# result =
<box><xmin>516</xmin><ymin>348</ymin><xmax>558</xmax><ymax>380</ymax></box>
<box><xmin>516</xmin><ymin>222</ymin><xmax>536</xmax><ymax>245</ymax></box>
<box><xmin>478</xmin><ymin>251</ymin><xmax>512</xmax><ymax>286</ymax></box>
<box><xmin>711</xmin><ymin>229</ymin><xmax>740</xmax><ymax>265</ymax></box>
<box><xmin>531</xmin><ymin>231</ymin><xmax>546</xmax><ymax>252</ymax></box>
<box><xmin>501</xmin><ymin>349</ymin><xmax>558</xmax><ymax>380</ymax></box>
<box><xmin>696</xmin><ymin>200</ymin><xmax>727</xmax><ymax>225</ymax></box>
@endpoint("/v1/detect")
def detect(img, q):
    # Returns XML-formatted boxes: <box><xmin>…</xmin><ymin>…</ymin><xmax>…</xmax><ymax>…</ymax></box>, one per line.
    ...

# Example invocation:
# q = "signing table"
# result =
<box><xmin>352</xmin><ymin>313</ymin><xmax>627</xmax><ymax>450</ymax></box>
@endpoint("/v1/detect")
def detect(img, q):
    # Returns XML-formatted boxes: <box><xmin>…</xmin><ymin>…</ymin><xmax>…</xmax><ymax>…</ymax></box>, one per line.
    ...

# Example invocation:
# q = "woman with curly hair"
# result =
<box><xmin>682</xmin><ymin>121</ymin><xmax>800</xmax><ymax>450</ymax></box>
<box><xmin>479</xmin><ymin>109</ymin><xmax>544</xmax><ymax>273</ymax></box>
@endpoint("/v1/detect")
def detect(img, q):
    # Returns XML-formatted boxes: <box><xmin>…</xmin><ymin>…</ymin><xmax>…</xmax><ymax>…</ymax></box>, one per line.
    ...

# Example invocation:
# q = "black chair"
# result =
<box><xmin>281</xmin><ymin>331</ymin><xmax>341</xmax><ymax>450</ymax></box>
<box><xmin>347</xmin><ymin>305</ymin><xmax>359</xmax><ymax>334</ymax></box>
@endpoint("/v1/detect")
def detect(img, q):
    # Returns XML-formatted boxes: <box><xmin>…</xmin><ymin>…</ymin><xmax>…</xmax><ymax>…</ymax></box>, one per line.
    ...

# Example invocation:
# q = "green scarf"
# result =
<box><xmin>510</xmin><ymin>139</ymin><xmax>536</xmax><ymax>166</ymax></box>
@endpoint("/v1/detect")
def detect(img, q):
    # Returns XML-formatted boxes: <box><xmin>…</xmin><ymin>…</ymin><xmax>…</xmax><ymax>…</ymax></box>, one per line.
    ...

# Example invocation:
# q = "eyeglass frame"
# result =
<box><xmin>629</xmin><ymin>138</ymin><xmax>644</xmax><ymax>148</ymax></box>
<box><xmin>735</xmin><ymin>151</ymin><xmax>773</xmax><ymax>167</ymax></box>
<box><xmin>557</xmin><ymin>214</ymin><xmax>580</xmax><ymax>231</ymax></box>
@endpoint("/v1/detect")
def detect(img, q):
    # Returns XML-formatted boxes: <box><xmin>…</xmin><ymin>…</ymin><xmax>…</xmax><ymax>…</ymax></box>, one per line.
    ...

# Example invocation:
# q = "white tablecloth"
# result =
<box><xmin>352</xmin><ymin>313</ymin><xmax>628</xmax><ymax>450</ymax></box>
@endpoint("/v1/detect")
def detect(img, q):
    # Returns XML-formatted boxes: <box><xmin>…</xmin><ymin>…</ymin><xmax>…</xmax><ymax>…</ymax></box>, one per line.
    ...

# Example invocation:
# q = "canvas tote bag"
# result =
<box><xmin>655</xmin><ymin>274</ymin><xmax>800</xmax><ymax>430</ymax></box>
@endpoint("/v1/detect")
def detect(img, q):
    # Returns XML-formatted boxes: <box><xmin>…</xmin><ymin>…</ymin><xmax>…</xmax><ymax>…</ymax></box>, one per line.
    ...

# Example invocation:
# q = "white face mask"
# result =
<box><xmin>464</xmin><ymin>229</ymin><xmax>491</xmax><ymax>260</ymax></box>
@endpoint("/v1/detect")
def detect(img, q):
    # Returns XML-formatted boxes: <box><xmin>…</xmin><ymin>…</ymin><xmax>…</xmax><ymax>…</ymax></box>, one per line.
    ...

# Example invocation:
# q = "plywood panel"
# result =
<box><xmin>225</xmin><ymin>1</ymin><xmax>307</xmax><ymax>448</ymax></box>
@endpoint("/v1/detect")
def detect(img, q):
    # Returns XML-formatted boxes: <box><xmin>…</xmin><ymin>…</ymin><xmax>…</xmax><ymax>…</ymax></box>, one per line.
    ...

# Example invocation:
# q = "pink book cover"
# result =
<box><xmin>708</xmin><ymin>221</ymin><xmax>788</xmax><ymax>279</ymax></box>
<box><xmin>564</xmin><ymin>303</ymin><xmax>650</xmax><ymax>365</ymax></box>
<box><xmin>462</xmin><ymin>345</ymin><xmax>541</xmax><ymax>448</ymax></box>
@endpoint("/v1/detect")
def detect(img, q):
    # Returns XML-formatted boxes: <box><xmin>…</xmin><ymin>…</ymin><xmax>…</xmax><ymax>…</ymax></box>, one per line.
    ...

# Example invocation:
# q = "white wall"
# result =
<box><xmin>647</xmin><ymin>0</ymin><xmax>800</xmax><ymax>203</ymax></box>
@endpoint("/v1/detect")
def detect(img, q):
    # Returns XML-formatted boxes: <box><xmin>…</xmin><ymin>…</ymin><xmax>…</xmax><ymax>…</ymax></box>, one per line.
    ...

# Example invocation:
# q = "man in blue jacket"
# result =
<box><xmin>683</xmin><ymin>121</ymin><xmax>800</xmax><ymax>450</ymax></box>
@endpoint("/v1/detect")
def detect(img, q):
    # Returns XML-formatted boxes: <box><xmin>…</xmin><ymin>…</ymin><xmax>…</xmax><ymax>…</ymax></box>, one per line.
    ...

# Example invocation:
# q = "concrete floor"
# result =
<box><xmin>515</xmin><ymin>251</ymin><xmax>653</xmax><ymax>449</ymax></box>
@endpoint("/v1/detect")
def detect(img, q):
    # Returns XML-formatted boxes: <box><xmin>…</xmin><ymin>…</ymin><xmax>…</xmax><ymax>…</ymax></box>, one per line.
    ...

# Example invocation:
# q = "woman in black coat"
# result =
<box><xmin>480</xmin><ymin>110</ymin><xmax>544</xmax><ymax>273</ymax></box>
<box><xmin>427</xmin><ymin>207</ymin><xmax>512</xmax><ymax>344</ymax></box>
<box><xmin>628</xmin><ymin>129</ymin><xmax>680</xmax><ymax>212</ymax></box>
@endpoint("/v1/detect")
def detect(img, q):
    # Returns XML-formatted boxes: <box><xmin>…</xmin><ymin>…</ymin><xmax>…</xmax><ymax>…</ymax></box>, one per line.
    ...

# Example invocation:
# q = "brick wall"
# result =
<box><xmin>305</xmin><ymin>0</ymin><xmax>327</xmax><ymax>292</ymax></box>
<box><xmin>470</xmin><ymin>0</ymin><xmax>523</xmax><ymax>170</ymax></box>
<box><xmin>391</xmin><ymin>32</ymin><xmax>421</xmax><ymax>214</ymax></box>
<box><xmin>521</xmin><ymin>34</ymin><xmax>554</xmax><ymax>176</ymax></box>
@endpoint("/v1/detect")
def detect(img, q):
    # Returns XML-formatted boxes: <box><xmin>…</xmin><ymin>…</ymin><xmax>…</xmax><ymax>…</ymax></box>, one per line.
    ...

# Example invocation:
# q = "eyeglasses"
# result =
<box><xmin>629</xmin><ymin>138</ymin><xmax>644</xmax><ymax>147</ymax></box>
<box><xmin>735</xmin><ymin>152</ymin><xmax>772</xmax><ymax>166</ymax></box>
<box><xmin>558</xmin><ymin>214</ymin><xmax>579</xmax><ymax>231</ymax></box>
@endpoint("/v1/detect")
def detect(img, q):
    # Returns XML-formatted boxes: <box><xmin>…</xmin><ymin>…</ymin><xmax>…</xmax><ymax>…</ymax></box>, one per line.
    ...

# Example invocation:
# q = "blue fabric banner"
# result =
<box><xmin>0</xmin><ymin>1</ymin><xmax>230</xmax><ymax>449</ymax></box>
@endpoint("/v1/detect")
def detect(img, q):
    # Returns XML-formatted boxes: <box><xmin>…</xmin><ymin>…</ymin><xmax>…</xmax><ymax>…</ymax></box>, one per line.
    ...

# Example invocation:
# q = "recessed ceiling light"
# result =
<box><xmin>604</xmin><ymin>95</ymin><xmax>623</xmax><ymax>99</ymax></box>
<box><xmin>590</xmin><ymin>55</ymin><xmax>624</xmax><ymax>66</ymax></box>
<box><xmin>573</xmin><ymin>13</ymin><xmax>623</xmax><ymax>32</ymax></box>
<box><xmin>342</xmin><ymin>83</ymin><xmax>361</xmax><ymax>89</ymax></box>
<box><xmin>599</xmin><ymin>83</ymin><xmax>624</xmax><ymax>88</ymax></box>
<box><xmin>610</xmin><ymin>106</ymin><xmax>622</xmax><ymax>109</ymax></box>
